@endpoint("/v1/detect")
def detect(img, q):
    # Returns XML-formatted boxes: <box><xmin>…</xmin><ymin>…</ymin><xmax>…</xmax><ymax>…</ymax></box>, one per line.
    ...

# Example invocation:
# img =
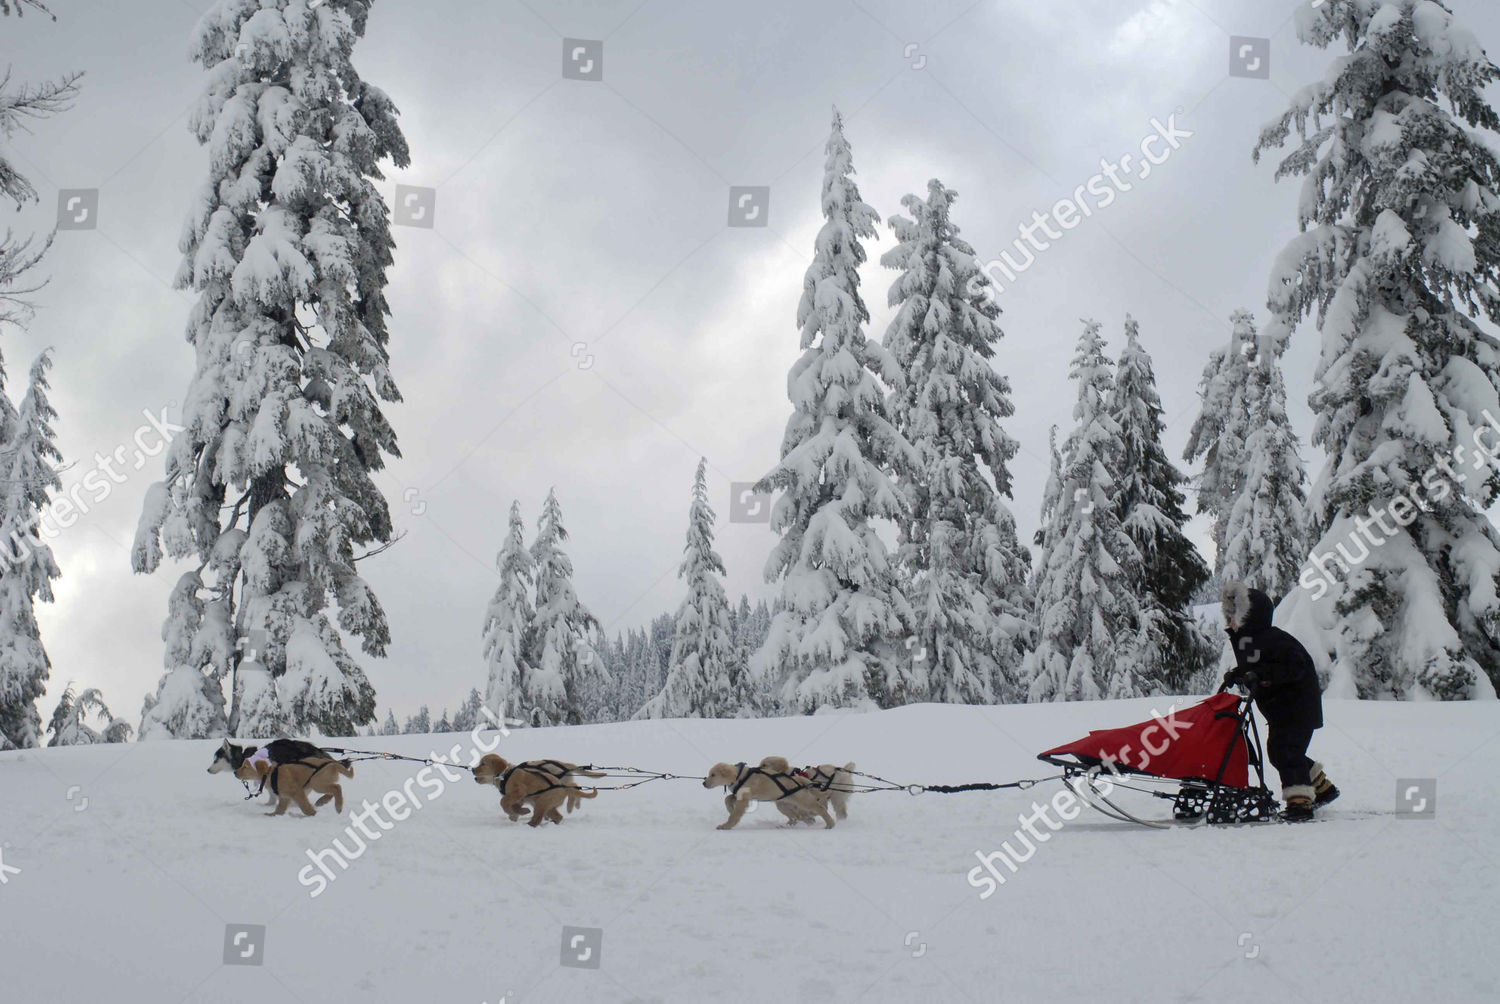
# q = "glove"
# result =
<box><xmin>1223</xmin><ymin>668</ymin><xmax>1257</xmax><ymax>691</ymax></box>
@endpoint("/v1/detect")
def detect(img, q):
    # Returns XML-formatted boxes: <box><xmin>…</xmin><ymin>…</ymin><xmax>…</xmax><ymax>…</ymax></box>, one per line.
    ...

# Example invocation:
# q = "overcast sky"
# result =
<box><xmin>6</xmin><ymin>0</ymin><xmax>1500</xmax><ymax>724</ymax></box>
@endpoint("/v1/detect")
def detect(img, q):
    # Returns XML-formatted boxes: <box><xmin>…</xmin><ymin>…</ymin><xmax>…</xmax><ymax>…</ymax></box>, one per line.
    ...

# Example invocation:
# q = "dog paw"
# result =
<box><xmin>717</xmin><ymin>823</ymin><xmax>735</xmax><ymax>830</ymax></box>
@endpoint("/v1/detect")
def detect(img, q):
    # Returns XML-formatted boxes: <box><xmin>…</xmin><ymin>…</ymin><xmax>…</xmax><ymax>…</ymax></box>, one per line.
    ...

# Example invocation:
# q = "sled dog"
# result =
<box><xmin>208</xmin><ymin>738</ymin><xmax>328</xmax><ymax>777</ymax></box>
<box><xmin>703</xmin><ymin>756</ymin><xmax>835</xmax><ymax>830</ymax></box>
<box><xmin>797</xmin><ymin>762</ymin><xmax>857</xmax><ymax>820</ymax></box>
<box><xmin>234</xmin><ymin>755</ymin><xmax>352</xmax><ymax>817</ymax></box>
<box><xmin>473</xmin><ymin>754</ymin><xmax>605</xmax><ymax>827</ymax></box>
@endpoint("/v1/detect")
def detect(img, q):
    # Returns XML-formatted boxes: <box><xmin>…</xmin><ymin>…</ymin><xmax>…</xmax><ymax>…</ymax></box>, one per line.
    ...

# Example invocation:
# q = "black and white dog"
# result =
<box><xmin>208</xmin><ymin>738</ymin><xmax>330</xmax><ymax>792</ymax></box>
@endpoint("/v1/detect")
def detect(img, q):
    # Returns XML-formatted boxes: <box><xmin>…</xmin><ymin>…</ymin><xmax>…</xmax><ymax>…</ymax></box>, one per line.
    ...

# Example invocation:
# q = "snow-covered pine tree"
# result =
<box><xmin>1184</xmin><ymin>309</ymin><xmax>1308</xmax><ymax>601</ymax></box>
<box><xmin>402</xmin><ymin>705</ymin><xmax>429</xmax><ymax>735</ymax></box>
<box><xmin>1219</xmin><ymin>342</ymin><xmax>1308</xmax><ymax>597</ymax></box>
<box><xmin>1025</xmin><ymin>321</ymin><xmax>1143</xmax><ymax>701</ymax></box>
<box><xmin>481</xmin><ymin>500</ymin><xmax>534</xmax><ymax>723</ymax></box>
<box><xmin>1183</xmin><ymin>310</ymin><xmax>1258</xmax><ymax>564</ymax></box>
<box><xmin>751</xmin><ymin>108</ymin><xmax>916</xmax><ymax>713</ymax></box>
<box><xmin>1256</xmin><ymin>0</ymin><xmax>1500</xmax><ymax>698</ymax></box>
<box><xmin>139</xmin><ymin>570</ymin><xmax>232</xmax><ymax>739</ymax></box>
<box><xmin>45</xmin><ymin>685</ymin><xmax>131</xmax><ymax>746</ymax></box>
<box><xmin>379</xmin><ymin>708</ymin><xmax>398</xmax><ymax>735</ymax></box>
<box><xmin>0</xmin><ymin>352</ymin><xmax>61</xmax><ymax>749</ymax></box>
<box><xmin>525</xmin><ymin>489</ymin><xmax>606</xmax><ymax>725</ymax></box>
<box><xmin>132</xmin><ymin>0</ymin><xmax>409</xmax><ymax>737</ymax></box>
<box><xmin>0</xmin><ymin>10</ymin><xmax>78</xmax><ymax>213</ymax></box>
<box><xmin>1108</xmin><ymin>316</ymin><xmax>1213</xmax><ymax>693</ymax></box>
<box><xmin>451</xmin><ymin>688</ymin><xmax>483</xmax><ymax>732</ymax></box>
<box><xmin>638</xmin><ymin>459</ymin><xmax>741</xmax><ymax>719</ymax></box>
<box><xmin>881</xmin><ymin>178</ymin><xmax>1033</xmax><ymax>705</ymax></box>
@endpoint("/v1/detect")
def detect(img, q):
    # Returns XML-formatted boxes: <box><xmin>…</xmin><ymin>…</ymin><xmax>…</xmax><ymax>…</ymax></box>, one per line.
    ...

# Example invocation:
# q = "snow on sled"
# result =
<box><xmin>1037</xmin><ymin>692</ymin><xmax>1279</xmax><ymax>827</ymax></box>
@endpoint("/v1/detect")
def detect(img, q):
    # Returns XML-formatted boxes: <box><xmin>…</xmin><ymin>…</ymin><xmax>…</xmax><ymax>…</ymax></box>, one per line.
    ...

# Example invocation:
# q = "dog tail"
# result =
<box><xmin>574</xmin><ymin>769</ymin><xmax>607</xmax><ymax>778</ymax></box>
<box><xmin>335</xmin><ymin>759</ymin><xmax>354</xmax><ymax>778</ymax></box>
<box><xmin>577</xmin><ymin>787</ymin><xmax>599</xmax><ymax>799</ymax></box>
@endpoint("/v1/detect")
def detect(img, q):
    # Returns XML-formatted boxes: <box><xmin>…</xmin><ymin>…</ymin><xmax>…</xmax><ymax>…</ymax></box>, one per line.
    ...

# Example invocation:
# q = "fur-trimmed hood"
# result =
<box><xmin>1221</xmin><ymin>580</ymin><xmax>1273</xmax><ymax>634</ymax></box>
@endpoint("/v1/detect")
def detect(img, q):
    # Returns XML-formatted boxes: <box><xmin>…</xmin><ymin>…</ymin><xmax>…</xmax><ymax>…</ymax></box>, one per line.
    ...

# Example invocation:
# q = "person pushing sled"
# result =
<box><xmin>1221</xmin><ymin>581</ymin><xmax>1339</xmax><ymax>821</ymax></box>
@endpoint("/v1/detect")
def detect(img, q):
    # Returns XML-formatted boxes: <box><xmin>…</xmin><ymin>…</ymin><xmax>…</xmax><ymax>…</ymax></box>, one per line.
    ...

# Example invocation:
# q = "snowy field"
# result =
<box><xmin>3</xmin><ymin>698</ymin><xmax>1496</xmax><ymax>1003</ymax></box>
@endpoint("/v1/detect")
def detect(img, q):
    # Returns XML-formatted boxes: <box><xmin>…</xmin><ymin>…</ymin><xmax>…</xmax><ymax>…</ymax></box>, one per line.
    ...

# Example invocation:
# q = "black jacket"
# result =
<box><xmin>1225</xmin><ymin>587</ymin><xmax>1323</xmax><ymax>730</ymax></box>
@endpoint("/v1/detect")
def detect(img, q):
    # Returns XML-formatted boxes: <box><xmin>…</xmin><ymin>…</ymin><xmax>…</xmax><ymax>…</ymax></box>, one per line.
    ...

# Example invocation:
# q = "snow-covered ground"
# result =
<box><xmin>3</xmin><ymin>698</ymin><xmax>1495</xmax><ymax>1003</ymax></box>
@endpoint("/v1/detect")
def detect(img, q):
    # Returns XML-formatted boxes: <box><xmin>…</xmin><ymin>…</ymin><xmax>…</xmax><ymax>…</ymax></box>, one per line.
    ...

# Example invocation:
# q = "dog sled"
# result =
<box><xmin>1036</xmin><ymin>692</ymin><xmax>1280</xmax><ymax>827</ymax></box>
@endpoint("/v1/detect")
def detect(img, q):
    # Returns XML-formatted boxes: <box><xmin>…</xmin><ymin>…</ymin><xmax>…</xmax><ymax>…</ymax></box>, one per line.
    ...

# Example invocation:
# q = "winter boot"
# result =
<box><xmin>1280</xmin><ymin>785</ymin><xmax>1316</xmax><ymax>822</ymax></box>
<box><xmin>1312</xmin><ymin>763</ymin><xmax>1340</xmax><ymax>807</ymax></box>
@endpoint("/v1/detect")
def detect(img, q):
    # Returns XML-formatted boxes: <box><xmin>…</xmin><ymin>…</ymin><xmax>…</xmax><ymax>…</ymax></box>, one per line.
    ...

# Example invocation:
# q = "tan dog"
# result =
<box><xmin>798</xmin><ymin>762</ymin><xmax>857</xmax><ymax>820</ymax></box>
<box><xmin>703</xmin><ymin>755</ymin><xmax>835</xmax><ymax>830</ymax></box>
<box><xmin>473</xmin><ymin>754</ymin><xmax>604</xmax><ymax>827</ymax></box>
<box><xmin>235</xmin><ymin>756</ymin><xmax>351</xmax><ymax>817</ymax></box>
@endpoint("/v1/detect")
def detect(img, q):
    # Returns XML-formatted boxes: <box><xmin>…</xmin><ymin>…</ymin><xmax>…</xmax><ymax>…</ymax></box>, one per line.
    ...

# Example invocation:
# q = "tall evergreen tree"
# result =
<box><xmin>139</xmin><ymin>571</ymin><xmax>231</xmax><ymax>740</ymax></box>
<box><xmin>0</xmin><ymin>4</ymin><xmax>78</xmax><ymax>213</ymax></box>
<box><xmin>402</xmin><ymin>704</ymin><xmax>429</xmax><ymax>735</ymax></box>
<box><xmin>526</xmin><ymin>489</ymin><xmax>605</xmax><ymax>725</ymax></box>
<box><xmin>481</xmin><ymin>501</ymin><xmax>534</xmax><ymax>723</ymax></box>
<box><xmin>1183</xmin><ymin>310</ymin><xmax>1258</xmax><ymax>565</ymax></box>
<box><xmin>0</xmin><ymin>353</ymin><xmax>60</xmax><ymax>748</ymax></box>
<box><xmin>132</xmin><ymin>0</ymin><xmax>410</xmax><ymax>735</ymax></box>
<box><xmin>451</xmin><ymin>687</ymin><xmax>484</xmax><ymax>732</ymax></box>
<box><xmin>1256</xmin><ymin>0</ymin><xmax>1500</xmax><ymax>698</ymax></box>
<box><xmin>379</xmin><ymin>708</ymin><xmax>399</xmax><ymax>736</ymax></box>
<box><xmin>1220</xmin><ymin>342</ymin><xmax>1309</xmax><ymax>597</ymax></box>
<box><xmin>751</xmin><ymin>108</ymin><xmax>916</xmax><ymax>713</ymax></box>
<box><xmin>1108</xmin><ymin>316</ymin><xmax>1212</xmax><ymax>693</ymax></box>
<box><xmin>881</xmin><ymin>179</ymin><xmax>1033</xmax><ymax>704</ymax></box>
<box><xmin>1025</xmin><ymin>322</ymin><xmax>1142</xmax><ymax>701</ymax></box>
<box><xmin>639</xmin><ymin>460</ymin><xmax>741</xmax><ymax>719</ymax></box>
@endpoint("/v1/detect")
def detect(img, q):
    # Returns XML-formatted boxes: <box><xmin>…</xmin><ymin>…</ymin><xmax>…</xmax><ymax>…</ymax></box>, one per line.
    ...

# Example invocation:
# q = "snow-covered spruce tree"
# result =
<box><xmin>402</xmin><ymin>704</ymin><xmax>429</xmax><ymax>734</ymax></box>
<box><xmin>1183</xmin><ymin>309</ymin><xmax>1309</xmax><ymax>597</ymax></box>
<box><xmin>881</xmin><ymin>179</ymin><xmax>1033</xmax><ymax>705</ymax></box>
<box><xmin>0</xmin><ymin>353</ymin><xmax>61</xmax><ymax>749</ymax></box>
<box><xmin>638</xmin><ymin>459</ymin><xmax>742</xmax><ymax>719</ymax></box>
<box><xmin>1256</xmin><ymin>0</ymin><xmax>1500</xmax><ymax>698</ymax></box>
<box><xmin>1219</xmin><ymin>343</ymin><xmax>1309</xmax><ymax>597</ymax></box>
<box><xmin>1025</xmin><ymin>321</ymin><xmax>1143</xmax><ymax>701</ymax></box>
<box><xmin>0</xmin><ymin>8</ymin><xmax>79</xmax><ymax>212</ymax></box>
<box><xmin>751</xmin><ymin>108</ymin><xmax>917</xmax><ymax>713</ymax></box>
<box><xmin>139</xmin><ymin>571</ymin><xmax>232</xmax><ymax>739</ymax></box>
<box><xmin>46</xmin><ymin>685</ymin><xmax>132</xmax><ymax>746</ymax></box>
<box><xmin>451</xmin><ymin>688</ymin><xmax>483</xmax><ymax>732</ymax></box>
<box><xmin>1108</xmin><ymin>316</ymin><xmax>1213</xmax><ymax>693</ymax></box>
<box><xmin>1183</xmin><ymin>310</ymin><xmax>1258</xmax><ymax>564</ymax></box>
<box><xmin>526</xmin><ymin>489</ymin><xmax>606</xmax><ymax>725</ymax></box>
<box><xmin>481</xmin><ymin>501</ymin><xmax>534</xmax><ymax>723</ymax></box>
<box><xmin>379</xmin><ymin>708</ymin><xmax>398</xmax><ymax>735</ymax></box>
<box><xmin>132</xmin><ymin>0</ymin><xmax>409</xmax><ymax>735</ymax></box>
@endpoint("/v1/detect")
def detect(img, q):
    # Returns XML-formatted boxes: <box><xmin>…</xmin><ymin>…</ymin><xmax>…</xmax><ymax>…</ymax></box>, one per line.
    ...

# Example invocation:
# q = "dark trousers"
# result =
<box><xmin>1266</xmin><ymin>725</ymin><xmax>1315</xmax><ymax>790</ymax></box>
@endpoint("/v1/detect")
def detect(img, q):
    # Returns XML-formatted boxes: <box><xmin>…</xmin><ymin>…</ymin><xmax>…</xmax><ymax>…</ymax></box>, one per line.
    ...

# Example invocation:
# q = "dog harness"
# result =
<box><xmin>799</xmin><ymin>766</ymin><xmax>838</xmax><ymax>792</ymax></box>
<box><xmin>496</xmin><ymin>759</ymin><xmax>586</xmax><ymax>798</ymax></box>
<box><xmin>265</xmin><ymin>757</ymin><xmax>343</xmax><ymax>796</ymax></box>
<box><xmin>727</xmin><ymin>762</ymin><xmax>810</xmax><ymax>800</ymax></box>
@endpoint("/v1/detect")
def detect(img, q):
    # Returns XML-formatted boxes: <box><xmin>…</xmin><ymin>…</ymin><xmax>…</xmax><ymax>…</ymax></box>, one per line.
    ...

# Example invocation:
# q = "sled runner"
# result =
<box><xmin>1036</xmin><ymin>692</ymin><xmax>1279</xmax><ymax>827</ymax></box>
